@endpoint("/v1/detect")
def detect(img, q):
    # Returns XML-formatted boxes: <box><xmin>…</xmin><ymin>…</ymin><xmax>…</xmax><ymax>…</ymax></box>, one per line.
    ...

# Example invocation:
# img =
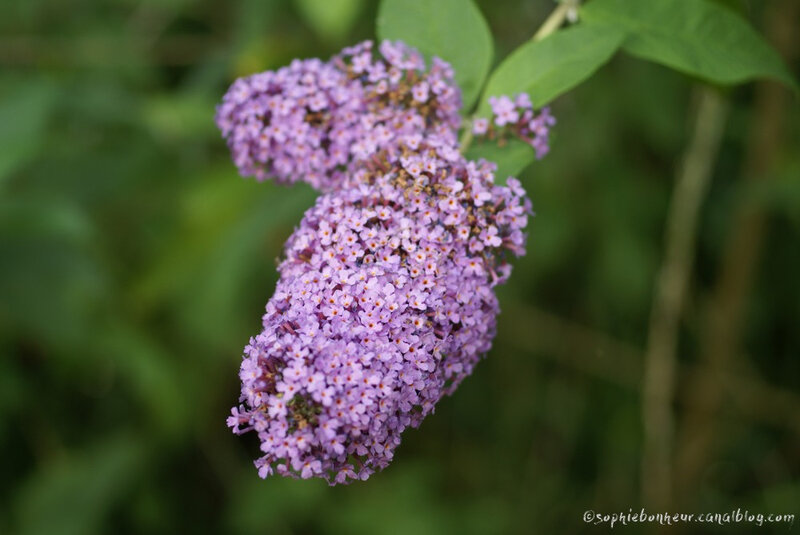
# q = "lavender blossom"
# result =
<box><xmin>227</xmin><ymin>136</ymin><xmax>532</xmax><ymax>484</ymax></box>
<box><xmin>215</xmin><ymin>40</ymin><xmax>461</xmax><ymax>191</ymax></box>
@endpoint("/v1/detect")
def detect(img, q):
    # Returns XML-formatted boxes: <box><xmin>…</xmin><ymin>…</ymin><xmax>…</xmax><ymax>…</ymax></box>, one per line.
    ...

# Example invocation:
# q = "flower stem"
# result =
<box><xmin>458</xmin><ymin>119</ymin><xmax>473</xmax><ymax>151</ymax></box>
<box><xmin>641</xmin><ymin>87</ymin><xmax>728</xmax><ymax>510</ymax></box>
<box><xmin>459</xmin><ymin>0</ymin><xmax>580</xmax><ymax>153</ymax></box>
<box><xmin>532</xmin><ymin>0</ymin><xmax>579</xmax><ymax>42</ymax></box>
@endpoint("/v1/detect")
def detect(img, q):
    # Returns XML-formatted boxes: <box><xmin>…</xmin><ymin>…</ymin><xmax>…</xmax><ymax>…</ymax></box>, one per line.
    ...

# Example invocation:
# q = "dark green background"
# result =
<box><xmin>1</xmin><ymin>0</ymin><xmax>798</xmax><ymax>533</ymax></box>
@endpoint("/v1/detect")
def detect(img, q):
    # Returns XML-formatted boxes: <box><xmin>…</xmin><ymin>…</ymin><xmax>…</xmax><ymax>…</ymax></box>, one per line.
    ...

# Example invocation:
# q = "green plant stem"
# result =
<box><xmin>673</xmin><ymin>0</ymin><xmax>798</xmax><ymax>506</ymax></box>
<box><xmin>459</xmin><ymin>0</ymin><xmax>579</xmax><ymax>152</ymax></box>
<box><xmin>532</xmin><ymin>0</ymin><xmax>579</xmax><ymax>42</ymax></box>
<box><xmin>640</xmin><ymin>87</ymin><xmax>728</xmax><ymax>510</ymax></box>
<box><xmin>458</xmin><ymin>119</ymin><xmax>474</xmax><ymax>151</ymax></box>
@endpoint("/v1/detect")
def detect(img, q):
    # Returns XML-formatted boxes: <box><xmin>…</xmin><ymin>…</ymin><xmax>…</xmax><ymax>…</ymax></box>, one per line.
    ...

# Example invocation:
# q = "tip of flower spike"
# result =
<box><xmin>215</xmin><ymin>39</ymin><xmax>462</xmax><ymax>192</ymax></box>
<box><xmin>228</xmin><ymin>135</ymin><xmax>533</xmax><ymax>483</ymax></box>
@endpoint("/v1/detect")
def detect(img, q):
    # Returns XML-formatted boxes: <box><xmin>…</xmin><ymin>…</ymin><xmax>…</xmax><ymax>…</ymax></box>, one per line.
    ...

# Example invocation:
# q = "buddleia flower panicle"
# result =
<box><xmin>215</xmin><ymin>40</ymin><xmax>461</xmax><ymax>192</ymax></box>
<box><xmin>227</xmin><ymin>135</ymin><xmax>531</xmax><ymax>484</ymax></box>
<box><xmin>473</xmin><ymin>93</ymin><xmax>555</xmax><ymax>159</ymax></box>
<box><xmin>218</xmin><ymin>38</ymin><xmax>548</xmax><ymax>484</ymax></box>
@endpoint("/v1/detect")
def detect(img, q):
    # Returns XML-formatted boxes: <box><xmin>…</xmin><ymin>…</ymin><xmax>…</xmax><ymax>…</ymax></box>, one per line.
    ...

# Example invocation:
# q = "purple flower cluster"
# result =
<box><xmin>227</xmin><ymin>135</ymin><xmax>531</xmax><ymax>483</ymax></box>
<box><xmin>215</xmin><ymin>40</ymin><xmax>461</xmax><ymax>191</ymax></box>
<box><xmin>219</xmin><ymin>39</ymin><xmax>545</xmax><ymax>484</ymax></box>
<box><xmin>473</xmin><ymin>93</ymin><xmax>555</xmax><ymax>159</ymax></box>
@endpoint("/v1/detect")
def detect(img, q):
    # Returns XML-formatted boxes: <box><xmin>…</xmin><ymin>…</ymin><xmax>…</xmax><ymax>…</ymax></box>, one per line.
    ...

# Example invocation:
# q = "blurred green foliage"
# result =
<box><xmin>1</xmin><ymin>0</ymin><xmax>798</xmax><ymax>534</ymax></box>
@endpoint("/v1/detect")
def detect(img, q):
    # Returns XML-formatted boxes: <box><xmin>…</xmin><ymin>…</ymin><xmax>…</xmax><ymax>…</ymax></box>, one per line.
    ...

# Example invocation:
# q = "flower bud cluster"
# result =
<box><xmin>472</xmin><ymin>93</ymin><xmax>555</xmax><ymax>159</ymax></box>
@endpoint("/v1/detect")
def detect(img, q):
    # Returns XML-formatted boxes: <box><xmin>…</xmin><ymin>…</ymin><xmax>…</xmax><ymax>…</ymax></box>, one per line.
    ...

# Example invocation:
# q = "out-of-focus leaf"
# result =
<box><xmin>0</xmin><ymin>195</ymin><xmax>95</xmax><ymax>244</ymax></box>
<box><xmin>593</xmin><ymin>224</ymin><xmax>655</xmax><ymax>316</ymax></box>
<box><xmin>135</xmin><ymin>0</ymin><xmax>194</xmax><ymax>8</ymax></box>
<box><xmin>14</xmin><ymin>434</ymin><xmax>145</xmax><ymax>535</ymax></box>
<box><xmin>0</xmin><ymin>80</ymin><xmax>56</xmax><ymax>187</ymax></box>
<box><xmin>60</xmin><ymin>77</ymin><xmax>141</xmax><ymax>127</ymax></box>
<box><xmin>325</xmin><ymin>463</ymin><xmax>449</xmax><ymax>535</ymax></box>
<box><xmin>377</xmin><ymin>0</ymin><xmax>493</xmax><ymax>110</ymax></box>
<box><xmin>180</xmin><ymin>183</ymin><xmax>316</xmax><ymax>347</ymax></box>
<box><xmin>611</xmin><ymin>56</ymin><xmax>688</xmax><ymax>153</ymax></box>
<box><xmin>131</xmin><ymin>171</ymin><xmax>316</xmax><ymax>348</ymax></box>
<box><xmin>0</xmin><ymin>352</ymin><xmax>26</xmax><ymax>442</ymax></box>
<box><xmin>465</xmin><ymin>138</ymin><xmax>537</xmax><ymax>184</ymax></box>
<box><xmin>226</xmin><ymin>476</ymin><xmax>327</xmax><ymax>534</ymax></box>
<box><xmin>760</xmin><ymin>483</ymin><xmax>800</xmax><ymax>514</ymax></box>
<box><xmin>294</xmin><ymin>0</ymin><xmax>364</xmax><ymax>43</ymax></box>
<box><xmin>476</xmin><ymin>25</ymin><xmax>624</xmax><ymax>115</ymax></box>
<box><xmin>94</xmin><ymin>322</ymin><xmax>190</xmax><ymax>437</ymax></box>
<box><xmin>708</xmin><ymin>0</ymin><xmax>747</xmax><ymax>15</ymax></box>
<box><xmin>748</xmin><ymin>162</ymin><xmax>800</xmax><ymax>230</ymax></box>
<box><xmin>234</xmin><ymin>0</ymin><xmax>283</xmax><ymax>47</ymax></box>
<box><xmin>581</xmin><ymin>0</ymin><xmax>798</xmax><ymax>89</ymax></box>
<box><xmin>143</xmin><ymin>92</ymin><xmax>217</xmax><ymax>142</ymax></box>
<box><xmin>0</xmin><ymin>196</ymin><xmax>105</xmax><ymax>345</ymax></box>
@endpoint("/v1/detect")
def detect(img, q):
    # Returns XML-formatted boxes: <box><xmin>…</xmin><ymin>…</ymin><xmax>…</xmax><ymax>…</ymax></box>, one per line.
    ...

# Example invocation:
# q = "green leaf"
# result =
<box><xmin>143</xmin><ymin>91</ymin><xmax>217</xmax><ymax>143</ymax></box>
<box><xmin>469</xmin><ymin>25</ymin><xmax>623</xmax><ymax>179</ymax></box>
<box><xmin>295</xmin><ymin>0</ymin><xmax>364</xmax><ymax>43</ymax></box>
<box><xmin>0</xmin><ymin>196</ymin><xmax>105</xmax><ymax>347</ymax></box>
<box><xmin>707</xmin><ymin>0</ymin><xmax>747</xmax><ymax>15</ymax></box>
<box><xmin>580</xmin><ymin>0</ymin><xmax>797</xmax><ymax>89</ymax></box>
<box><xmin>131</xmin><ymin>170</ymin><xmax>316</xmax><ymax>348</ymax></box>
<box><xmin>96</xmin><ymin>322</ymin><xmax>191</xmax><ymax>437</ymax></box>
<box><xmin>464</xmin><ymin>138</ymin><xmax>537</xmax><ymax>183</ymax></box>
<box><xmin>376</xmin><ymin>0</ymin><xmax>493</xmax><ymax>110</ymax></box>
<box><xmin>476</xmin><ymin>24</ymin><xmax>624</xmax><ymax>116</ymax></box>
<box><xmin>0</xmin><ymin>79</ymin><xmax>56</xmax><ymax>187</ymax></box>
<box><xmin>15</xmin><ymin>435</ymin><xmax>145</xmax><ymax>535</ymax></box>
